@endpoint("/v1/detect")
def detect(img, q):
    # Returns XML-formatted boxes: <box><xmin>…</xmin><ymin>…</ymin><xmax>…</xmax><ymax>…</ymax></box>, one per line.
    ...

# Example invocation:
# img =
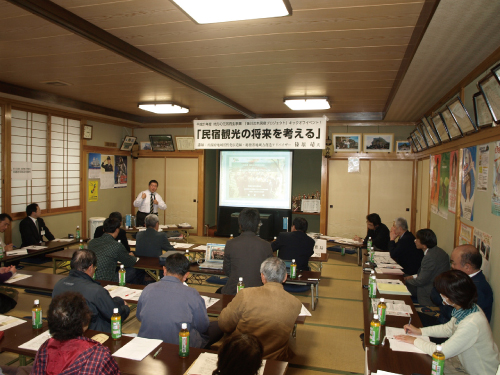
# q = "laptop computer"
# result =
<box><xmin>199</xmin><ymin>243</ymin><xmax>225</xmax><ymax>270</ymax></box>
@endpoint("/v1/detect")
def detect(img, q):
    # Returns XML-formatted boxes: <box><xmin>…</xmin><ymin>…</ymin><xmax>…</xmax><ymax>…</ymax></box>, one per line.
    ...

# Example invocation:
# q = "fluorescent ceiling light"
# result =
<box><xmin>171</xmin><ymin>0</ymin><xmax>292</xmax><ymax>24</ymax></box>
<box><xmin>138</xmin><ymin>102</ymin><xmax>189</xmax><ymax>114</ymax></box>
<box><xmin>284</xmin><ymin>97</ymin><xmax>331</xmax><ymax>111</ymax></box>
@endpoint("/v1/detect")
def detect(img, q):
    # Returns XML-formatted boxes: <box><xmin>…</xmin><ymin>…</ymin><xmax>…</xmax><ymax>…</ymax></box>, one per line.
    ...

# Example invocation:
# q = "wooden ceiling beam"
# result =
<box><xmin>5</xmin><ymin>0</ymin><xmax>257</xmax><ymax>119</ymax></box>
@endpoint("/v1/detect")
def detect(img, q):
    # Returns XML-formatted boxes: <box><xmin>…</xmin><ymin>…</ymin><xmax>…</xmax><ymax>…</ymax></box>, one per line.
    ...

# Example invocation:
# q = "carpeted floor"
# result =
<box><xmin>0</xmin><ymin>238</ymin><xmax>365</xmax><ymax>374</ymax></box>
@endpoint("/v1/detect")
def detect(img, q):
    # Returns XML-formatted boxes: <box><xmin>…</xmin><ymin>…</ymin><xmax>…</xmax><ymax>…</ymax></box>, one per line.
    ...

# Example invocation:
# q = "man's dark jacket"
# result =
<box><xmin>272</xmin><ymin>231</ymin><xmax>315</xmax><ymax>271</ymax></box>
<box><xmin>363</xmin><ymin>223</ymin><xmax>390</xmax><ymax>251</ymax></box>
<box><xmin>20</xmin><ymin>216</ymin><xmax>55</xmax><ymax>247</ymax></box>
<box><xmin>388</xmin><ymin>231</ymin><xmax>423</xmax><ymax>275</ymax></box>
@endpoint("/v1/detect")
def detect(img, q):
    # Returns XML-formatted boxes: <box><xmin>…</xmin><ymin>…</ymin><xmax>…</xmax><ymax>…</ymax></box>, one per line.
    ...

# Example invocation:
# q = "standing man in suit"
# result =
<box><xmin>272</xmin><ymin>217</ymin><xmax>315</xmax><ymax>271</ymax></box>
<box><xmin>221</xmin><ymin>208</ymin><xmax>273</xmax><ymax>295</ymax></box>
<box><xmin>135</xmin><ymin>214</ymin><xmax>174</xmax><ymax>257</ymax></box>
<box><xmin>93</xmin><ymin>212</ymin><xmax>130</xmax><ymax>252</ymax></box>
<box><xmin>388</xmin><ymin>217</ymin><xmax>423</xmax><ymax>275</ymax></box>
<box><xmin>19</xmin><ymin>203</ymin><xmax>55</xmax><ymax>247</ymax></box>
<box><xmin>404</xmin><ymin>229</ymin><xmax>449</xmax><ymax>306</ymax></box>
<box><xmin>133</xmin><ymin>180</ymin><xmax>167</xmax><ymax>227</ymax></box>
<box><xmin>431</xmin><ymin>244</ymin><xmax>493</xmax><ymax>323</ymax></box>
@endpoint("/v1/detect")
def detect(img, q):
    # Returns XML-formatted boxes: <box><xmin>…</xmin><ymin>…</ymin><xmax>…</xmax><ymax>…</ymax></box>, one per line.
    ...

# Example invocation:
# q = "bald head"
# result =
<box><xmin>450</xmin><ymin>245</ymin><xmax>482</xmax><ymax>275</ymax></box>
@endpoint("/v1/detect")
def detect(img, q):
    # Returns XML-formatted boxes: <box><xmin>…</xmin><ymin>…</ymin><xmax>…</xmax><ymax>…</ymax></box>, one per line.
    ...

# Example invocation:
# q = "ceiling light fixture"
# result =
<box><xmin>284</xmin><ymin>97</ymin><xmax>331</xmax><ymax>111</ymax></box>
<box><xmin>138</xmin><ymin>102</ymin><xmax>189</xmax><ymax>114</ymax></box>
<box><xmin>171</xmin><ymin>0</ymin><xmax>292</xmax><ymax>24</ymax></box>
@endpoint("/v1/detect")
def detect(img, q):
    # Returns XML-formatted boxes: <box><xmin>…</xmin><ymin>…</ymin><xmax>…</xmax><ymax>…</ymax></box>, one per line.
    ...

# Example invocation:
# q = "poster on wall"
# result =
<box><xmin>430</xmin><ymin>154</ymin><xmax>441</xmax><ymax>215</ymax></box>
<box><xmin>100</xmin><ymin>154</ymin><xmax>115</xmax><ymax>189</ymax></box>
<box><xmin>460</xmin><ymin>146</ymin><xmax>476</xmax><ymax>221</ymax></box>
<box><xmin>472</xmin><ymin>227</ymin><xmax>492</xmax><ymax>278</ymax></box>
<box><xmin>448</xmin><ymin>150</ymin><xmax>459</xmax><ymax>213</ymax></box>
<box><xmin>477</xmin><ymin>144</ymin><xmax>489</xmax><ymax>191</ymax></box>
<box><xmin>114</xmin><ymin>156</ymin><xmax>128</xmax><ymax>188</ymax></box>
<box><xmin>88</xmin><ymin>153</ymin><xmax>101</xmax><ymax>179</ymax></box>
<box><xmin>458</xmin><ymin>221</ymin><xmax>473</xmax><ymax>245</ymax></box>
<box><xmin>492</xmin><ymin>141</ymin><xmax>500</xmax><ymax>216</ymax></box>
<box><xmin>11</xmin><ymin>162</ymin><xmax>32</xmax><ymax>180</ymax></box>
<box><xmin>437</xmin><ymin>152</ymin><xmax>449</xmax><ymax>219</ymax></box>
<box><xmin>88</xmin><ymin>180</ymin><xmax>98</xmax><ymax>202</ymax></box>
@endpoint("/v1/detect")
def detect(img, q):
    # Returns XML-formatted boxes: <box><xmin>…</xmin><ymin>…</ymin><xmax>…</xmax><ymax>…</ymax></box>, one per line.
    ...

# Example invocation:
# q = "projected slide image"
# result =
<box><xmin>220</xmin><ymin>151</ymin><xmax>292</xmax><ymax>209</ymax></box>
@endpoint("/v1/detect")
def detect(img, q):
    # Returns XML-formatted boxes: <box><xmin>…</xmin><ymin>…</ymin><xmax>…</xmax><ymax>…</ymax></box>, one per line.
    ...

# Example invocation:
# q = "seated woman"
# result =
<box><xmin>31</xmin><ymin>292</ymin><xmax>120</xmax><ymax>375</ymax></box>
<box><xmin>213</xmin><ymin>334</ymin><xmax>263</xmax><ymax>375</ymax></box>
<box><xmin>396</xmin><ymin>270</ymin><xmax>500</xmax><ymax>375</ymax></box>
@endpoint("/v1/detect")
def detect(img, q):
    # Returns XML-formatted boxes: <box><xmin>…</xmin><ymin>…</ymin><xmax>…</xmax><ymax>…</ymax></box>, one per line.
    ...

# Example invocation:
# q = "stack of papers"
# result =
<box><xmin>372</xmin><ymin>371</ymin><xmax>402</xmax><ymax>375</ymax></box>
<box><xmin>0</xmin><ymin>315</ymin><xmax>26</xmax><ymax>331</ymax></box>
<box><xmin>385</xmin><ymin>327</ymin><xmax>430</xmax><ymax>354</ymax></box>
<box><xmin>128</xmin><ymin>240</ymin><xmax>136</xmax><ymax>246</ymax></box>
<box><xmin>375</xmin><ymin>267</ymin><xmax>404</xmax><ymax>275</ymax></box>
<box><xmin>25</xmin><ymin>246</ymin><xmax>47</xmax><ymax>250</ymax></box>
<box><xmin>19</xmin><ymin>331</ymin><xmax>51</xmax><ymax>351</ymax></box>
<box><xmin>377</xmin><ymin>283</ymin><xmax>411</xmax><ymax>295</ymax></box>
<box><xmin>187</xmin><ymin>353</ymin><xmax>266</xmax><ymax>375</ymax></box>
<box><xmin>177</xmin><ymin>223</ymin><xmax>192</xmax><ymax>228</ymax></box>
<box><xmin>6</xmin><ymin>249</ymin><xmax>28</xmax><ymax>256</ymax></box>
<box><xmin>192</xmin><ymin>245</ymin><xmax>207</xmax><ymax>251</ymax></box>
<box><xmin>52</xmin><ymin>238</ymin><xmax>74</xmax><ymax>242</ymax></box>
<box><xmin>4</xmin><ymin>273</ymin><xmax>32</xmax><ymax>284</ymax></box>
<box><xmin>113</xmin><ymin>337</ymin><xmax>162</xmax><ymax>361</ymax></box>
<box><xmin>370</xmin><ymin>298</ymin><xmax>413</xmax><ymax>316</ymax></box>
<box><xmin>104</xmin><ymin>285</ymin><xmax>143</xmax><ymax>301</ymax></box>
<box><xmin>322</xmin><ymin>236</ymin><xmax>362</xmax><ymax>245</ymax></box>
<box><xmin>172</xmin><ymin>243</ymin><xmax>193</xmax><ymax>249</ymax></box>
<box><xmin>201</xmin><ymin>296</ymin><xmax>219</xmax><ymax>309</ymax></box>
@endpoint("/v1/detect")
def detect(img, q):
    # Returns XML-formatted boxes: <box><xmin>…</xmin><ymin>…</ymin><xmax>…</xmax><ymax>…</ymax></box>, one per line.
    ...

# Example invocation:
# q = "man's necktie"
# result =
<box><xmin>150</xmin><ymin>194</ymin><xmax>154</xmax><ymax>214</ymax></box>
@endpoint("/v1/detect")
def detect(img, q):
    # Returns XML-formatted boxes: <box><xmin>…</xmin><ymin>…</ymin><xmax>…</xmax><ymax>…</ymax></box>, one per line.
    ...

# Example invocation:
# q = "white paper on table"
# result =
<box><xmin>299</xmin><ymin>304</ymin><xmax>312</xmax><ymax>316</ymax></box>
<box><xmin>138</xmin><ymin>228</ymin><xmax>146</xmax><ymax>231</ymax></box>
<box><xmin>187</xmin><ymin>352</ymin><xmax>266</xmax><ymax>375</ymax></box>
<box><xmin>0</xmin><ymin>315</ymin><xmax>26</xmax><ymax>331</ymax></box>
<box><xmin>377</xmin><ymin>264</ymin><xmax>403</xmax><ymax>269</ymax></box>
<box><xmin>201</xmin><ymin>295</ymin><xmax>219</xmax><ymax>309</ymax></box>
<box><xmin>385</xmin><ymin>327</ymin><xmax>429</xmax><ymax>354</ymax></box>
<box><xmin>6</xmin><ymin>249</ymin><xmax>28</xmax><ymax>256</ymax></box>
<box><xmin>18</xmin><ymin>331</ymin><xmax>51</xmax><ymax>351</ymax></box>
<box><xmin>370</xmin><ymin>299</ymin><xmax>412</xmax><ymax>316</ymax></box>
<box><xmin>375</xmin><ymin>371</ymin><xmax>403</xmax><ymax>375</ymax></box>
<box><xmin>128</xmin><ymin>240</ymin><xmax>136</xmax><ymax>246</ymax></box>
<box><xmin>375</xmin><ymin>268</ymin><xmax>404</xmax><ymax>275</ymax></box>
<box><xmin>165</xmin><ymin>224</ymin><xmax>178</xmax><ymax>228</ymax></box>
<box><xmin>177</xmin><ymin>223</ymin><xmax>192</xmax><ymax>227</ymax></box>
<box><xmin>112</xmin><ymin>337</ymin><xmax>162</xmax><ymax>361</ymax></box>
<box><xmin>104</xmin><ymin>285</ymin><xmax>142</xmax><ymax>301</ymax></box>
<box><xmin>52</xmin><ymin>238</ymin><xmax>74</xmax><ymax>242</ymax></box>
<box><xmin>376</xmin><ymin>279</ymin><xmax>403</xmax><ymax>285</ymax></box>
<box><xmin>25</xmin><ymin>246</ymin><xmax>48</xmax><ymax>250</ymax></box>
<box><xmin>193</xmin><ymin>245</ymin><xmax>207</xmax><ymax>251</ymax></box>
<box><xmin>3</xmin><ymin>273</ymin><xmax>33</xmax><ymax>284</ymax></box>
<box><xmin>172</xmin><ymin>243</ymin><xmax>193</xmax><ymax>249</ymax></box>
<box><xmin>312</xmin><ymin>252</ymin><xmax>322</xmax><ymax>257</ymax></box>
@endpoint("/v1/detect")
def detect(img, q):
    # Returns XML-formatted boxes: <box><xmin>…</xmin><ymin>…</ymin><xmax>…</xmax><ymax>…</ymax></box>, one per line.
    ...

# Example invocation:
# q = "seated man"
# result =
<box><xmin>221</xmin><ymin>208</ymin><xmax>273</xmax><ymax>295</ymax></box>
<box><xmin>0</xmin><ymin>265</ymin><xmax>18</xmax><ymax>314</ymax></box>
<box><xmin>272</xmin><ymin>217</ymin><xmax>314</xmax><ymax>271</ymax></box>
<box><xmin>52</xmin><ymin>249</ymin><xmax>130</xmax><ymax>333</ymax></box>
<box><xmin>31</xmin><ymin>292</ymin><xmax>120</xmax><ymax>375</ymax></box>
<box><xmin>354</xmin><ymin>213</ymin><xmax>390</xmax><ymax>251</ymax></box>
<box><xmin>0</xmin><ymin>213</ymin><xmax>14</xmax><ymax>252</ymax></box>
<box><xmin>19</xmin><ymin>203</ymin><xmax>55</xmax><ymax>247</ymax></box>
<box><xmin>88</xmin><ymin>218</ymin><xmax>138</xmax><ymax>283</ymax></box>
<box><xmin>404</xmin><ymin>228</ymin><xmax>449</xmax><ymax>306</ymax></box>
<box><xmin>388</xmin><ymin>217</ymin><xmax>423</xmax><ymax>275</ymax></box>
<box><xmin>218</xmin><ymin>257</ymin><xmax>302</xmax><ymax>360</ymax></box>
<box><xmin>137</xmin><ymin>253</ymin><xmax>222</xmax><ymax>348</ymax></box>
<box><xmin>94</xmin><ymin>211</ymin><xmax>130</xmax><ymax>252</ymax></box>
<box><xmin>135</xmin><ymin>214</ymin><xmax>174</xmax><ymax>257</ymax></box>
<box><xmin>431</xmin><ymin>244</ymin><xmax>493</xmax><ymax>323</ymax></box>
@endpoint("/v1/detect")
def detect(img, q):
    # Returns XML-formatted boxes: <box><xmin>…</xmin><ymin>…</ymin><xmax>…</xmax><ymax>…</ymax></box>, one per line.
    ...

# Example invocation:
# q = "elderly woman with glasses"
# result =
<box><xmin>396</xmin><ymin>270</ymin><xmax>499</xmax><ymax>375</ymax></box>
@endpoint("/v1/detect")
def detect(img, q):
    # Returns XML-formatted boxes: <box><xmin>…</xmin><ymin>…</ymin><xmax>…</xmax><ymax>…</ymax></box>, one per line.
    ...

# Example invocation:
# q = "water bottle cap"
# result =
<box><xmin>34</xmin><ymin>299</ymin><xmax>39</xmax><ymax>304</ymax></box>
<box><xmin>380</xmin><ymin>298</ymin><xmax>385</xmax><ymax>302</ymax></box>
<box><xmin>292</xmin><ymin>259</ymin><xmax>296</xmax><ymax>262</ymax></box>
<box><xmin>230</xmin><ymin>234</ymin><xmax>233</xmax><ymax>236</ymax></box>
<box><xmin>120</xmin><ymin>264</ymin><xmax>124</xmax><ymax>269</ymax></box>
<box><xmin>370</xmin><ymin>270</ymin><xmax>375</xmax><ymax>274</ymax></box>
<box><xmin>182</xmin><ymin>323</ymin><xmax>187</xmax><ymax>329</ymax></box>
<box><xmin>436</xmin><ymin>345</ymin><xmax>442</xmax><ymax>351</ymax></box>
<box><xmin>239</xmin><ymin>277</ymin><xmax>243</xmax><ymax>281</ymax></box>
<box><xmin>77</xmin><ymin>226</ymin><xmax>80</xmax><ymax>228</ymax></box>
<box><xmin>118</xmin><ymin>240</ymin><xmax>121</xmax><ymax>243</ymax></box>
<box><xmin>370</xmin><ymin>275</ymin><xmax>376</xmax><ymax>279</ymax></box>
<box><xmin>113</xmin><ymin>308</ymin><xmax>118</xmax><ymax>313</ymax></box>
<box><xmin>80</xmin><ymin>239</ymin><xmax>83</xmax><ymax>242</ymax></box>
<box><xmin>186</xmin><ymin>250</ymin><xmax>189</xmax><ymax>253</ymax></box>
<box><xmin>373</xmin><ymin>314</ymin><xmax>379</xmax><ymax>319</ymax></box>
<box><xmin>369</xmin><ymin>237</ymin><xmax>372</xmax><ymax>239</ymax></box>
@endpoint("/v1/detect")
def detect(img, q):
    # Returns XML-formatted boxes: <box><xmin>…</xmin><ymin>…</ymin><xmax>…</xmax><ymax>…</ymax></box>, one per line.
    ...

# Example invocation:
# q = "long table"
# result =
<box><xmin>0</xmin><ymin>323</ymin><xmax>288</xmax><ymax>374</ymax></box>
<box><xmin>126</xmin><ymin>226</ymin><xmax>194</xmax><ymax>242</ymax></box>
<box><xmin>1</xmin><ymin>239</ymin><xmax>79</xmax><ymax>267</ymax></box>
<box><xmin>362</xmin><ymin>257</ymin><xmax>432</xmax><ymax>374</ymax></box>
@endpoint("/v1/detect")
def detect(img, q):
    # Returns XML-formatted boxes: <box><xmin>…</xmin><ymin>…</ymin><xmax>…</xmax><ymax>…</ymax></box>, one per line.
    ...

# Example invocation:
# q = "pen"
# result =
<box><xmin>153</xmin><ymin>347</ymin><xmax>162</xmax><ymax>358</ymax></box>
<box><xmin>405</xmin><ymin>316</ymin><xmax>412</xmax><ymax>334</ymax></box>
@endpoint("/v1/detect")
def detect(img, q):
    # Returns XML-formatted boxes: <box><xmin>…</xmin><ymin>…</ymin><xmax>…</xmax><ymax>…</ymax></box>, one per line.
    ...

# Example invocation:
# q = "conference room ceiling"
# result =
<box><xmin>0</xmin><ymin>0</ymin><xmax>497</xmax><ymax>126</ymax></box>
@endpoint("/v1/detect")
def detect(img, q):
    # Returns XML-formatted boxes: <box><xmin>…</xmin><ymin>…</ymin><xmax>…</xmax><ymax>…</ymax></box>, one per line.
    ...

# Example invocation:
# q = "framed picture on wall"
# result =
<box><xmin>472</xmin><ymin>92</ymin><xmax>494</xmax><ymax>128</ymax></box>
<box><xmin>149</xmin><ymin>134</ymin><xmax>175</xmax><ymax>152</ymax></box>
<box><xmin>407</xmin><ymin>137</ymin><xmax>418</xmax><ymax>153</ymax></box>
<box><xmin>422</xmin><ymin>117</ymin><xmax>440</xmax><ymax>145</ymax></box>
<box><xmin>478</xmin><ymin>73</ymin><xmax>500</xmax><ymax>124</ymax></box>
<box><xmin>332</xmin><ymin>134</ymin><xmax>361</xmax><ymax>152</ymax></box>
<box><xmin>120</xmin><ymin>136</ymin><xmax>137</xmax><ymax>151</ymax></box>
<box><xmin>492</xmin><ymin>62</ymin><xmax>500</xmax><ymax>84</ymax></box>
<box><xmin>396</xmin><ymin>141</ymin><xmax>411</xmax><ymax>153</ymax></box>
<box><xmin>410</xmin><ymin>132</ymin><xmax>422</xmax><ymax>152</ymax></box>
<box><xmin>431</xmin><ymin>114</ymin><xmax>450</xmax><ymax>142</ymax></box>
<box><xmin>417</xmin><ymin>123</ymin><xmax>434</xmax><ymax>147</ymax></box>
<box><xmin>140</xmin><ymin>142</ymin><xmax>152</xmax><ymax>150</ymax></box>
<box><xmin>440</xmin><ymin>108</ymin><xmax>463</xmax><ymax>139</ymax></box>
<box><xmin>363</xmin><ymin>134</ymin><xmax>393</xmax><ymax>152</ymax></box>
<box><xmin>175</xmin><ymin>136</ymin><xmax>195</xmax><ymax>151</ymax></box>
<box><xmin>413</xmin><ymin>128</ymin><xmax>427</xmax><ymax>150</ymax></box>
<box><xmin>447</xmin><ymin>97</ymin><xmax>478</xmax><ymax>134</ymax></box>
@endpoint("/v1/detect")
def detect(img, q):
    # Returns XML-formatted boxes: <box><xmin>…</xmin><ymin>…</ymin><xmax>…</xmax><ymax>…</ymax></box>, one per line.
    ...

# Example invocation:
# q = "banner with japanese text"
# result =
<box><xmin>193</xmin><ymin>117</ymin><xmax>327</xmax><ymax>149</ymax></box>
<box><xmin>460</xmin><ymin>146</ymin><xmax>476</xmax><ymax>221</ymax></box>
<box><xmin>492</xmin><ymin>141</ymin><xmax>500</xmax><ymax>216</ymax></box>
<box><xmin>448</xmin><ymin>150</ymin><xmax>458</xmax><ymax>213</ymax></box>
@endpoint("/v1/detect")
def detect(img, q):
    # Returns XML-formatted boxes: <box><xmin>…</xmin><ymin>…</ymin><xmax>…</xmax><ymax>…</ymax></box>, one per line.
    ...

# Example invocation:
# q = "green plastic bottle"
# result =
<box><xmin>32</xmin><ymin>299</ymin><xmax>43</xmax><ymax>329</ymax></box>
<box><xmin>179</xmin><ymin>323</ymin><xmax>189</xmax><ymax>358</ymax></box>
<box><xmin>369</xmin><ymin>314</ymin><xmax>381</xmax><ymax>345</ymax></box>
<box><xmin>237</xmin><ymin>277</ymin><xmax>245</xmax><ymax>293</ymax></box>
<box><xmin>369</xmin><ymin>275</ymin><xmax>377</xmax><ymax>298</ymax></box>
<box><xmin>377</xmin><ymin>298</ymin><xmax>387</xmax><ymax>325</ymax></box>
<box><xmin>111</xmin><ymin>308</ymin><xmax>121</xmax><ymax>340</ymax></box>
<box><xmin>290</xmin><ymin>259</ymin><xmax>297</xmax><ymax>279</ymax></box>
<box><xmin>118</xmin><ymin>265</ymin><xmax>126</xmax><ymax>286</ymax></box>
<box><xmin>431</xmin><ymin>345</ymin><xmax>445</xmax><ymax>375</ymax></box>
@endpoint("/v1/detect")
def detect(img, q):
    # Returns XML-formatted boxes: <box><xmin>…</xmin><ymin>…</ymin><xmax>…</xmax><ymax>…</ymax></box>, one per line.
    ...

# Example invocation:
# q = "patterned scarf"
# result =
<box><xmin>452</xmin><ymin>303</ymin><xmax>479</xmax><ymax>324</ymax></box>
